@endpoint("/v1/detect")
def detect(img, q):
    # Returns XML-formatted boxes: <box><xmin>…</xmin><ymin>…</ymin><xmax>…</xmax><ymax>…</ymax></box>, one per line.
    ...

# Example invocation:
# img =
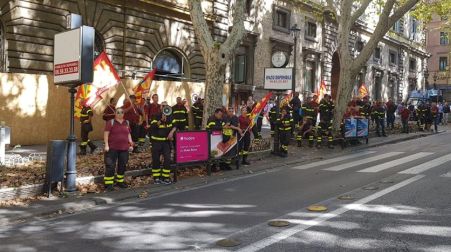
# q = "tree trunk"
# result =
<box><xmin>202</xmin><ymin>51</ymin><xmax>226</xmax><ymax>128</ymax></box>
<box><xmin>332</xmin><ymin>62</ymin><xmax>356</xmax><ymax>133</ymax></box>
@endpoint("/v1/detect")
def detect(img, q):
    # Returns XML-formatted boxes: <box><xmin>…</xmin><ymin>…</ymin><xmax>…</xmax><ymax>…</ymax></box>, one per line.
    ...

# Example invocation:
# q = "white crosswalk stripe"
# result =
<box><xmin>399</xmin><ymin>153</ymin><xmax>451</xmax><ymax>174</ymax></box>
<box><xmin>291</xmin><ymin>151</ymin><xmax>376</xmax><ymax>170</ymax></box>
<box><xmin>358</xmin><ymin>152</ymin><xmax>434</xmax><ymax>173</ymax></box>
<box><xmin>323</xmin><ymin>152</ymin><xmax>404</xmax><ymax>171</ymax></box>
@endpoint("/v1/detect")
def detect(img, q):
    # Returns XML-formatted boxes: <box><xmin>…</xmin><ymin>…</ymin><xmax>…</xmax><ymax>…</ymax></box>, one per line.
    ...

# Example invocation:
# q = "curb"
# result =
<box><xmin>0</xmin><ymin>132</ymin><xmax>442</xmax><ymax>226</ymax></box>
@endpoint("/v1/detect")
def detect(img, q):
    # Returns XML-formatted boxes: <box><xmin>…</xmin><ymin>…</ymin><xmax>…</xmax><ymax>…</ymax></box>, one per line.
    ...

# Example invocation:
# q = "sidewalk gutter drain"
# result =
<box><xmin>268</xmin><ymin>220</ymin><xmax>290</xmax><ymax>227</ymax></box>
<box><xmin>216</xmin><ymin>239</ymin><xmax>241</xmax><ymax>247</ymax></box>
<box><xmin>338</xmin><ymin>195</ymin><xmax>354</xmax><ymax>200</ymax></box>
<box><xmin>307</xmin><ymin>205</ymin><xmax>328</xmax><ymax>212</ymax></box>
<box><xmin>363</xmin><ymin>186</ymin><xmax>379</xmax><ymax>190</ymax></box>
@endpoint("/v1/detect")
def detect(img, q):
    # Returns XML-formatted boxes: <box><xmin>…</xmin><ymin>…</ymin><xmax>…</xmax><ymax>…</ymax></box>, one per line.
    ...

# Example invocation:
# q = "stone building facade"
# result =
<box><xmin>0</xmin><ymin>0</ymin><xmax>430</xmax><ymax>145</ymax></box>
<box><xmin>425</xmin><ymin>14</ymin><xmax>451</xmax><ymax>101</ymax></box>
<box><xmin>0</xmin><ymin>0</ymin><xmax>226</xmax><ymax>144</ymax></box>
<box><xmin>246</xmin><ymin>0</ymin><xmax>428</xmax><ymax>103</ymax></box>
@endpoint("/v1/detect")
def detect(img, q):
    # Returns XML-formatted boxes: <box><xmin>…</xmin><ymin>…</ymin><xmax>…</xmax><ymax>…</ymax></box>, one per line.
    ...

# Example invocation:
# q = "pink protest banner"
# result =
<box><xmin>175</xmin><ymin>131</ymin><xmax>209</xmax><ymax>164</ymax></box>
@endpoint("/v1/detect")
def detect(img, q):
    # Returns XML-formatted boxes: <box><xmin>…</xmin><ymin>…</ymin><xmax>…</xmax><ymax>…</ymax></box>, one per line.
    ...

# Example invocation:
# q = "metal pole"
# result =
<box><xmin>66</xmin><ymin>86</ymin><xmax>77</xmax><ymax>192</ymax></box>
<box><xmin>272</xmin><ymin>92</ymin><xmax>281</xmax><ymax>156</ymax></box>
<box><xmin>292</xmin><ymin>36</ymin><xmax>297</xmax><ymax>93</ymax></box>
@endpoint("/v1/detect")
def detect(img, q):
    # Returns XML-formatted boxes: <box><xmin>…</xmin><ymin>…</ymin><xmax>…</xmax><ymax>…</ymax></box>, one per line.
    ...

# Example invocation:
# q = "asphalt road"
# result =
<box><xmin>1</xmin><ymin>131</ymin><xmax>451</xmax><ymax>252</ymax></box>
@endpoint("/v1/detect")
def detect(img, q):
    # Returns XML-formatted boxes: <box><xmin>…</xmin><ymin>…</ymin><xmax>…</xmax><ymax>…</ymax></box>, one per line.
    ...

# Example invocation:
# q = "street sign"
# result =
<box><xmin>264</xmin><ymin>68</ymin><xmax>293</xmax><ymax>90</ymax></box>
<box><xmin>53</xmin><ymin>26</ymin><xmax>94</xmax><ymax>86</ymax></box>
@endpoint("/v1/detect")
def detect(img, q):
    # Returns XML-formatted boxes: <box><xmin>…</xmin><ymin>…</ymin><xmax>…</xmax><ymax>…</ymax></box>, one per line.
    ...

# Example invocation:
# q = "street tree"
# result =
<box><xmin>325</xmin><ymin>0</ymin><xmax>420</xmax><ymax>132</ymax></box>
<box><xmin>188</xmin><ymin>0</ymin><xmax>246</xmax><ymax>127</ymax></box>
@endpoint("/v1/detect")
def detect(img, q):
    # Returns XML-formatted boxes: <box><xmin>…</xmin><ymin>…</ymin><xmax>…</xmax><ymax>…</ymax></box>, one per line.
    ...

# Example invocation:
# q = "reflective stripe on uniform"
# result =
<box><xmin>173</xmin><ymin>110</ymin><xmax>187</xmax><ymax>114</ymax></box>
<box><xmin>80</xmin><ymin>142</ymin><xmax>88</xmax><ymax>146</ymax></box>
<box><xmin>151</xmin><ymin>136</ymin><xmax>167</xmax><ymax>141</ymax></box>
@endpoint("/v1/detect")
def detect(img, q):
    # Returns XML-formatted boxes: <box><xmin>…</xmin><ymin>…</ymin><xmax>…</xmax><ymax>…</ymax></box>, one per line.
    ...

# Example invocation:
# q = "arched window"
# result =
<box><xmin>94</xmin><ymin>31</ymin><xmax>105</xmax><ymax>58</ymax></box>
<box><xmin>153</xmin><ymin>49</ymin><xmax>186</xmax><ymax>81</ymax></box>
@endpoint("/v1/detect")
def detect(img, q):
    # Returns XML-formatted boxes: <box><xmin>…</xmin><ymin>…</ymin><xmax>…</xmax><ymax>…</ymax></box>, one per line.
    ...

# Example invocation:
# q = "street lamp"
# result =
<box><xmin>290</xmin><ymin>24</ymin><xmax>301</xmax><ymax>94</ymax></box>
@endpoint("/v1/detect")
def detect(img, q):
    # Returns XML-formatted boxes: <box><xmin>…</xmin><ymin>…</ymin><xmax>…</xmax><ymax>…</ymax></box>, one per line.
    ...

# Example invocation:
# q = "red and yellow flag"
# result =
<box><xmin>74</xmin><ymin>51</ymin><xmax>121</xmax><ymax>118</ymax></box>
<box><xmin>358</xmin><ymin>83</ymin><xmax>369</xmax><ymax>98</ymax></box>
<box><xmin>318</xmin><ymin>80</ymin><xmax>327</xmax><ymax>100</ymax></box>
<box><xmin>133</xmin><ymin>67</ymin><xmax>157</xmax><ymax>105</ymax></box>
<box><xmin>250</xmin><ymin>92</ymin><xmax>273</xmax><ymax>127</ymax></box>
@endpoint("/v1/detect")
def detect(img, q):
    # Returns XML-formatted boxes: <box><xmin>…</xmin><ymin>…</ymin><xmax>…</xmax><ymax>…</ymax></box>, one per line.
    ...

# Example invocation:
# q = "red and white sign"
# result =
<box><xmin>54</xmin><ymin>61</ymin><xmax>79</xmax><ymax>76</ymax></box>
<box><xmin>54</xmin><ymin>28</ymin><xmax>82</xmax><ymax>84</ymax></box>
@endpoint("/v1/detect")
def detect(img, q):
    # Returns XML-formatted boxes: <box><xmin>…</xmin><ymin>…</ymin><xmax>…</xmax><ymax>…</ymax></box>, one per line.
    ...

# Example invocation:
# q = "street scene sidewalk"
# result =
<box><xmin>1</xmin><ymin>125</ymin><xmax>446</xmax><ymax>227</ymax></box>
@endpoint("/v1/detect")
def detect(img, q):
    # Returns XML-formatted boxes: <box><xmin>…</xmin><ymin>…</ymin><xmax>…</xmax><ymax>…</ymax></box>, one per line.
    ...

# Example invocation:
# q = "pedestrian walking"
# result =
<box><xmin>431</xmin><ymin>102</ymin><xmax>439</xmax><ymax>133</ymax></box>
<box><xmin>103</xmin><ymin>107</ymin><xmax>134</xmax><ymax>191</ymax></box>
<box><xmin>443</xmin><ymin>101</ymin><xmax>450</xmax><ymax>125</ymax></box>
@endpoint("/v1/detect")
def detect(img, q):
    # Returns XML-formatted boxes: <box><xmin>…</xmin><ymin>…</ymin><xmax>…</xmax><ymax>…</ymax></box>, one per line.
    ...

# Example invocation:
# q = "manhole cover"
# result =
<box><xmin>216</xmin><ymin>239</ymin><xmax>241</xmax><ymax>247</ymax></box>
<box><xmin>307</xmin><ymin>205</ymin><xmax>328</xmax><ymax>212</ymax></box>
<box><xmin>337</xmin><ymin>195</ymin><xmax>354</xmax><ymax>200</ymax></box>
<box><xmin>363</xmin><ymin>186</ymin><xmax>379</xmax><ymax>190</ymax></box>
<box><xmin>268</xmin><ymin>220</ymin><xmax>290</xmax><ymax>227</ymax></box>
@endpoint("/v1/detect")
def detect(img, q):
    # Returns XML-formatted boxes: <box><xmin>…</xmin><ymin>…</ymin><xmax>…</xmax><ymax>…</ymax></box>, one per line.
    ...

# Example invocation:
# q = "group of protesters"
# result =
<box><xmin>79</xmin><ymin>90</ymin><xmax>450</xmax><ymax>190</ymax></box>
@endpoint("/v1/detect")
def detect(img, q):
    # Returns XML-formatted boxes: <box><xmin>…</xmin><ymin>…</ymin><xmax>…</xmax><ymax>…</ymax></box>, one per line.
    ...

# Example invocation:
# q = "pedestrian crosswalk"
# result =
<box><xmin>291</xmin><ymin>151</ymin><xmax>451</xmax><ymax>176</ymax></box>
<box><xmin>323</xmin><ymin>152</ymin><xmax>404</xmax><ymax>171</ymax></box>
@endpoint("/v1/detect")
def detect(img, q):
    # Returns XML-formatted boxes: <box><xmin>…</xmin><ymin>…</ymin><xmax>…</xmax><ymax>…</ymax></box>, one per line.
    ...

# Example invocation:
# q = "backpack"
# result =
<box><xmin>110</xmin><ymin>119</ymin><xmax>129</xmax><ymax>127</ymax></box>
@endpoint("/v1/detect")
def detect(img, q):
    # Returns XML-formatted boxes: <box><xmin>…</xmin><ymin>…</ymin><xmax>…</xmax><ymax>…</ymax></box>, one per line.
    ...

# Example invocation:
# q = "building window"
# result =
<box><xmin>409</xmin><ymin>58</ymin><xmax>416</xmax><ymax>72</ymax></box>
<box><xmin>94</xmin><ymin>31</ymin><xmax>105</xmax><ymax>58</ymax></box>
<box><xmin>373</xmin><ymin>47</ymin><xmax>381</xmax><ymax>62</ymax></box>
<box><xmin>245</xmin><ymin>0</ymin><xmax>252</xmax><ymax>16</ymax></box>
<box><xmin>0</xmin><ymin>23</ymin><xmax>4</xmax><ymax>72</ymax></box>
<box><xmin>439</xmin><ymin>57</ymin><xmax>448</xmax><ymax>71</ymax></box>
<box><xmin>273</xmin><ymin>6</ymin><xmax>290</xmax><ymax>32</ymax></box>
<box><xmin>393</xmin><ymin>20</ymin><xmax>401</xmax><ymax>33</ymax></box>
<box><xmin>389</xmin><ymin>51</ymin><xmax>397</xmax><ymax>65</ymax></box>
<box><xmin>234</xmin><ymin>55</ymin><xmax>246</xmax><ymax>83</ymax></box>
<box><xmin>411</xmin><ymin>17</ymin><xmax>417</xmax><ymax>38</ymax></box>
<box><xmin>355</xmin><ymin>40</ymin><xmax>364</xmax><ymax>53</ymax></box>
<box><xmin>154</xmin><ymin>49</ymin><xmax>185</xmax><ymax>81</ymax></box>
<box><xmin>440</xmin><ymin>32</ymin><xmax>449</xmax><ymax>45</ymax></box>
<box><xmin>304</xmin><ymin>61</ymin><xmax>315</xmax><ymax>94</ymax></box>
<box><xmin>305</xmin><ymin>22</ymin><xmax>317</xmax><ymax>39</ymax></box>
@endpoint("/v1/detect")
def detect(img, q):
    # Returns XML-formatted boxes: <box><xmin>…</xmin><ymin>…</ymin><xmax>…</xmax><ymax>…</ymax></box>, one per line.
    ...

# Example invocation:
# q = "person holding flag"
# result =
<box><xmin>79</xmin><ymin>99</ymin><xmax>97</xmax><ymax>155</ymax></box>
<box><xmin>238</xmin><ymin>107</ymin><xmax>251</xmax><ymax>165</ymax></box>
<box><xmin>124</xmin><ymin>95</ymin><xmax>144</xmax><ymax>152</ymax></box>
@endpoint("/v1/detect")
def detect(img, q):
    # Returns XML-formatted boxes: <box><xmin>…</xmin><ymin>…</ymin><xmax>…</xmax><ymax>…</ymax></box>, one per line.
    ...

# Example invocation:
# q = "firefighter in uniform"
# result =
<box><xmin>416</xmin><ymin>101</ymin><xmax>426</xmax><ymax>131</ymax></box>
<box><xmin>269</xmin><ymin>104</ymin><xmax>277</xmax><ymax>137</ymax></box>
<box><xmin>150</xmin><ymin>112</ymin><xmax>176</xmax><ymax>185</ymax></box>
<box><xmin>79</xmin><ymin>103</ymin><xmax>97</xmax><ymax>155</ymax></box>
<box><xmin>297</xmin><ymin>117</ymin><xmax>314</xmax><ymax>147</ymax></box>
<box><xmin>372</xmin><ymin>101</ymin><xmax>387</xmax><ymax>137</ymax></box>
<box><xmin>277</xmin><ymin>107</ymin><xmax>293</xmax><ymax>157</ymax></box>
<box><xmin>359</xmin><ymin>96</ymin><xmax>371</xmax><ymax>119</ymax></box>
<box><xmin>172</xmin><ymin>97</ymin><xmax>188</xmax><ymax>131</ymax></box>
<box><xmin>238</xmin><ymin>107</ymin><xmax>251</xmax><ymax>165</ymax></box>
<box><xmin>192</xmin><ymin>97</ymin><xmax>203</xmax><ymax>130</ymax></box>
<box><xmin>316</xmin><ymin>117</ymin><xmax>334</xmax><ymax>149</ymax></box>
<box><xmin>319</xmin><ymin>94</ymin><xmax>334</xmax><ymax>123</ymax></box>
<box><xmin>302</xmin><ymin>95</ymin><xmax>319</xmax><ymax>126</ymax></box>
<box><xmin>206</xmin><ymin>108</ymin><xmax>226</xmax><ymax>171</ymax></box>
